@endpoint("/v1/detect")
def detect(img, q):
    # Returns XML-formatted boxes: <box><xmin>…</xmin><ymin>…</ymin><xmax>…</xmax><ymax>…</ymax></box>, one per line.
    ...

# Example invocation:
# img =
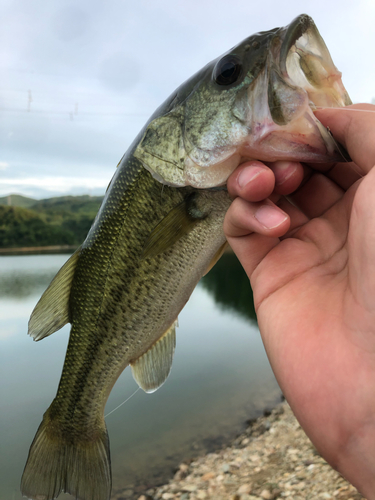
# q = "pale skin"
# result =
<box><xmin>223</xmin><ymin>103</ymin><xmax>375</xmax><ymax>499</ymax></box>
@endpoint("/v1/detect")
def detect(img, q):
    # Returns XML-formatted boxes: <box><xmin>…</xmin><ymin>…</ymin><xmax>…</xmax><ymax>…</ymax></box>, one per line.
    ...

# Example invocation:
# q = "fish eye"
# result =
<box><xmin>213</xmin><ymin>55</ymin><xmax>242</xmax><ymax>86</ymax></box>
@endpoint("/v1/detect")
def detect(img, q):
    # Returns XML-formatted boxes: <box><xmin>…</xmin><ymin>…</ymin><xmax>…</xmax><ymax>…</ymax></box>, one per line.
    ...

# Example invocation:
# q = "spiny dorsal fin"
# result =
<box><xmin>28</xmin><ymin>247</ymin><xmax>81</xmax><ymax>341</ymax></box>
<box><xmin>130</xmin><ymin>320</ymin><xmax>178</xmax><ymax>393</ymax></box>
<box><xmin>142</xmin><ymin>194</ymin><xmax>207</xmax><ymax>259</ymax></box>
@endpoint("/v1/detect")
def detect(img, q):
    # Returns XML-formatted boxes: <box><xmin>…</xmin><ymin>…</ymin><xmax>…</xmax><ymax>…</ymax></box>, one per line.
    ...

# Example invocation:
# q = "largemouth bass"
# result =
<box><xmin>21</xmin><ymin>14</ymin><xmax>350</xmax><ymax>500</ymax></box>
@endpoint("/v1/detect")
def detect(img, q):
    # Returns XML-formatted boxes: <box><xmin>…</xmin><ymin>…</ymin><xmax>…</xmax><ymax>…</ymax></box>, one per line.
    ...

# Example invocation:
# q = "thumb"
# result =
<box><xmin>315</xmin><ymin>104</ymin><xmax>375</xmax><ymax>174</ymax></box>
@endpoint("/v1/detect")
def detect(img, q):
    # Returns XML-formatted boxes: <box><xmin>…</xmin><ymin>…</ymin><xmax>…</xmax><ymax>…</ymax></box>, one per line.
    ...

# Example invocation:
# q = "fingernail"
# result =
<box><xmin>274</xmin><ymin>161</ymin><xmax>297</xmax><ymax>185</ymax></box>
<box><xmin>238</xmin><ymin>166</ymin><xmax>263</xmax><ymax>188</ymax></box>
<box><xmin>255</xmin><ymin>205</ymin><xmax>288</xmax><ymax>229</ymax></box>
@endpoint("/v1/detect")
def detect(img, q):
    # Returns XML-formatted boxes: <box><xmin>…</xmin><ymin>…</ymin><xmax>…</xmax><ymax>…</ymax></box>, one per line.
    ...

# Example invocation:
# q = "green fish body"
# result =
<box><xmin>21</xmin><ymin>14</ymin><xmax>350</xmax><ymax>500</ymax></box>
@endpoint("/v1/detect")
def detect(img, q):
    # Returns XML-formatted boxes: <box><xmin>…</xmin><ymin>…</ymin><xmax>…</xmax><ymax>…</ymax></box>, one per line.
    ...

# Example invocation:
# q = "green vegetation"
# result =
<box><xmin>0</xmin><ymin>194</ymin><xmax>103</xmax><ymax>248</ymax></box>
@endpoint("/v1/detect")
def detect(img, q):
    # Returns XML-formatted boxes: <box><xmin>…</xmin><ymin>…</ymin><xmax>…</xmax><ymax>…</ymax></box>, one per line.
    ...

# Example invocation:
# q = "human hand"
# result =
<box><xmin>223</xmin><ymin>104</ymin><xmax>375</xmax><ymax>499</ymax></box>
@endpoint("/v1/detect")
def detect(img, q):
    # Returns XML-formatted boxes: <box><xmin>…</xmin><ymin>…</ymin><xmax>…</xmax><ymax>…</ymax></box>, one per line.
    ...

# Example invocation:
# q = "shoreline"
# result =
<box><xmin>115</xmin><ymin>402</ymin><xmax>364</xmax><ymax>500</ymax></box>
<box><xmin>0</xmin><ymin>245</ymin><xmax>77</xmax><ymax>255</ymax></box>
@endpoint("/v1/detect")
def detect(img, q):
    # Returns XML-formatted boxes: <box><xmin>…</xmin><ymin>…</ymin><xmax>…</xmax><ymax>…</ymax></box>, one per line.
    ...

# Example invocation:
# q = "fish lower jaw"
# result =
<box><xmin>238</xmin><ymin>131</ymin><xmax>337</xmax><ymax>163</ymax></box>
<box><xmin>182</xmin><ymin>132</ymin><xmax>335</xmax><ymax>189</ymax></box>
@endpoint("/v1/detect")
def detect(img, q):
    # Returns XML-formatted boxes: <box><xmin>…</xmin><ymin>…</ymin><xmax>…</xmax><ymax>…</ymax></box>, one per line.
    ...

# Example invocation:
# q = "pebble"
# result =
<box><xmin>201</xmin><ymin>472</ymin><xmax>215</xmax><ymax>481</ymax></box>
<box><xmin>113</xmin><ymin>402</ymin><xmax>365</xmax><ymax>500</ymax></box>
<box><xmin>182</xmin><ymin>484</ymin><xmax>198</xmax><ymax>492</ymax></box>
<box><xmin>196</xmin><ymin>490</ymin><xmax>207</xmax><ymax>499</ymax></box>
<box><xmin>260</xmin><ymin>490</ymin><xmax>272</xmax><ymax>499</ymax></box>
<box><xmin>237</xmin><ymin>484</ymin><xmax>252</xmax><ymax>494</ymax></box>
<box><xmin>222</xmin><ymin>463</ymin><xmax>230</xmax><ymax>473</ymax></box>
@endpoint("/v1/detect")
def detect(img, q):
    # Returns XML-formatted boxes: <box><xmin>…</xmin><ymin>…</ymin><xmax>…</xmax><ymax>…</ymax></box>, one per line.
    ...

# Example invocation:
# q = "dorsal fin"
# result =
<box><xmin>28</xmin><ymin>247</ymin><xmax>81</xmax><ymax>341</ymax></box>
<box><xmin>130</xmin><ymin>320</ymin><xmax>177</xmax><ymax>393</ymax></box>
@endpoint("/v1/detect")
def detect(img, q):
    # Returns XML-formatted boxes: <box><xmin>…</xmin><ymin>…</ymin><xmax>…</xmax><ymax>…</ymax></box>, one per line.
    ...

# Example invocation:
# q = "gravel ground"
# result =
<box><xmin>115</xmin><ymin>402</ymin><xmax>365</xmax><ymax>500</ymax></box>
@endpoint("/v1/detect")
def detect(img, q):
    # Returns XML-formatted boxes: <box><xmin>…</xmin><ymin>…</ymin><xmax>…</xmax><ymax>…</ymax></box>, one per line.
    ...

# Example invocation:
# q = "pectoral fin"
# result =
<box><xmin>203</xmin><ymin>241</ymin><xmax>228</xmax><ymax>276</ymax></box>
<box><xmin>130</xmin><ymin>320</ymin><xmax>178</xmax><ymax>393</ymax></box>
<box><xmin>142</xmin><ymin>193</ymin><xmax>208</xmax><ymax>259</ymax></box>
<box><xmin>28</xmin><ymin>247</ymin><xmax>81</xmax><ymax>341</ymax></box>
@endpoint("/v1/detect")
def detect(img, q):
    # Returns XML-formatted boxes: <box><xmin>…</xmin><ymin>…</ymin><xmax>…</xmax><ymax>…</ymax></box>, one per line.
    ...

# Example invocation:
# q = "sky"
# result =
<box><xmin>1</xmin><ymin>0</ymin><xmax>374</xmax><ymax>199</ymax></box>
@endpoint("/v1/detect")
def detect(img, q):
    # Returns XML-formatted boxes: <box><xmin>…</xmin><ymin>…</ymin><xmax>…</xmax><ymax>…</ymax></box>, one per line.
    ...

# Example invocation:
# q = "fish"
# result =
<box><xmin>21</xmin><ymin>14</ymin><xmax>351</xmax><ymax>500</ymax></box>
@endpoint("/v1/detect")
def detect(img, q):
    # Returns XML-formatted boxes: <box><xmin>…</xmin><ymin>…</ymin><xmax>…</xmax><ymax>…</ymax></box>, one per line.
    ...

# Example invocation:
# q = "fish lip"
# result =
<box><xmin>279</xmin><ymin>14</ymin><xmax>315</xmax><ymax>76</ymax></box>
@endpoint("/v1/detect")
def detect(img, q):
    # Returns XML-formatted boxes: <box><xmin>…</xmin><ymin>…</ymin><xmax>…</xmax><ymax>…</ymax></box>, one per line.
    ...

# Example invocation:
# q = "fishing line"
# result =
<box><xmin>267</xmin><ymin>105</ymin><xmax>375</xmax><ymax>114</ymax></box>
<box><xmin>105</xmin><ymin>387</ymin><xmax>141</xmax><ymax>418</ymax></box>
<box><xmin>314</xmin><ymin>107</ymin><xmax>375</xmax><ymax>113</ymax></box>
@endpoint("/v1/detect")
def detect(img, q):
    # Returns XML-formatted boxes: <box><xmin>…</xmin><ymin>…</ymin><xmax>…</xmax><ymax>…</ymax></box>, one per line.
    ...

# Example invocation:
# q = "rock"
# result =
<box><xmin>237</xmin><ymin>484</ymin><xmax>252</xmax><ymax>494</ymax></box>
<box><xmin>222</xmin><ymin>463</ymin><xmax>230</xmax><ymax>473</ymax></box>
<box><xmin>168</xmin><ymin>482</ymin><xmax>180</xmax><ymax>492</ymax></box>
<box><xmin>273</xmin><ymin>405</ymin><xmax>285</xmax><ymax>416</ymax></box>
<box><xmin>174</xmin><ymin>469</ymin><xmax>187</xmax><ymax>481</ymax></box>
<box><xmin>182</xmin><ymin>484</ymin><xmax>198</xmax><ymax>492</ymax></box>
<box><xmin>162</xmin><ymin>494</ymin><xmax>175</xmax><ymax>499</ymax></box>
<box><xmin>196</xmin><ymin>490</ymin><xmax>208</xmax><ymax>499</ymax></box>
<box><xmin>260</xmin><ymin>489</ymin><xmax>272</xmax><ymax>499</ymax></box>
<box><xmin>201</xmin><ymin>472</ymin><xmax>215</xmax><ymax>481</ymax></box>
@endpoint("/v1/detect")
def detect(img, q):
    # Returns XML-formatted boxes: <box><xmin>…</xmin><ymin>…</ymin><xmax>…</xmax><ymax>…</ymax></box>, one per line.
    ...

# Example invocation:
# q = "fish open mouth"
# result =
<box><xmin>279</xmin><ymin>14</ymin><xmax>351</xmax><ymax>111</ymax></box>
<box><xmin>236</xmin><ymin>14</ymin><xmax>352</xmax><ymax>168</ymax></box>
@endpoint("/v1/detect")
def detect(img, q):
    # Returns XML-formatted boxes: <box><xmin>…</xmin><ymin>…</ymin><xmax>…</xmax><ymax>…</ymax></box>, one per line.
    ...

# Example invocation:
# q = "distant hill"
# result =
<box><xmin>31</xmin><ymin>195</ymin><xmax>104</xmax><ymax>215</ymax></box>
<box><xmin>0</xmin><ymin>194</ymin><xmax>37</xmax><ymax>208</ymax></box>
<box><xmin>0</xmin><ymin>194</ymin><xmax>104</xmax><ymax>248</ymax></box>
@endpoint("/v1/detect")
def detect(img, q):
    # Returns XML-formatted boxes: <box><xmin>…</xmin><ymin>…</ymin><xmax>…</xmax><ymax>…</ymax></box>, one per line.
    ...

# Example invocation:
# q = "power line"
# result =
<box><xmin>0</xmin><ymin>106</ymin><xmax>150</xmax><ymax>117</ymax></box>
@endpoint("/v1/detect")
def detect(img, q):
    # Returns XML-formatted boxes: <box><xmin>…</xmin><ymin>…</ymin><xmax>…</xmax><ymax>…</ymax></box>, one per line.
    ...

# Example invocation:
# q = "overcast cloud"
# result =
<box><xmin>1</xmin><ymin>0</ymin><xmax>374</xmax><ymax>198</ymax></box>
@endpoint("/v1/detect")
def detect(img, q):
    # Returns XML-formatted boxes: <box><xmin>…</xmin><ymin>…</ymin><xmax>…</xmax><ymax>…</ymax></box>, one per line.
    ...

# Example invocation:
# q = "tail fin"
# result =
<box><xmin>21</xmin><ymin>414</ymin><xmax>111</xmax><ymax>500</ymax></box>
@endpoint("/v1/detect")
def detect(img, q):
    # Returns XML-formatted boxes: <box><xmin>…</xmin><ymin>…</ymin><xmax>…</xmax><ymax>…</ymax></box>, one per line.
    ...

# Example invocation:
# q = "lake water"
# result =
<box><xmin>0</xmin><ymin>252</ymin><xmax>281</xmax><ymax>500</ymax></box>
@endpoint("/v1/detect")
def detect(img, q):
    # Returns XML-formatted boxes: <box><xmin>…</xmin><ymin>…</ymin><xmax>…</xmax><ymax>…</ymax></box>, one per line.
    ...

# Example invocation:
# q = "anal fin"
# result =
<box><xmin>130</xmin><ymin>320</ymin><xmax>177</xmax><ymax>393</ymax></box>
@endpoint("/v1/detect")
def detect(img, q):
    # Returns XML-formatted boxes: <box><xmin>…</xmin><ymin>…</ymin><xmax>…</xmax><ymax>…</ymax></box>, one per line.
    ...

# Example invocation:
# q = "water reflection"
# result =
<box><xmin>0</xmin><ymin>255</ymin><xmax>68</xmax><ymax>299</ymax></box>
<box><xmin>201</xmin><ymin>251</ymin><xmax>257</xmax><ymax>322</ymax></box>
<box><xmin>0</xmin><ymin>270</ymin><xmax>56</xmax><ymax>298</ymax></box>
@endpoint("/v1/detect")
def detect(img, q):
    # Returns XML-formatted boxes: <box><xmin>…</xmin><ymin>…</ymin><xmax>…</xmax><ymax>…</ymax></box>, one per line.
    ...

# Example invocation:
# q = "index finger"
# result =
<box><xmin>315</xmin><ymin>103</ymin><xmax>375</xmax><ymax>174</ymax></box>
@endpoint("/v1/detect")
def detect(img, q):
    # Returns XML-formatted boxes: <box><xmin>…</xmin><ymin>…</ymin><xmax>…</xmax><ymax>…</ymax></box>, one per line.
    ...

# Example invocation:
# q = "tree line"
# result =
<box><xmin>0</xmin><ymin>195</ymin><xmax>103</xmax><ymax>248</ymax></box>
